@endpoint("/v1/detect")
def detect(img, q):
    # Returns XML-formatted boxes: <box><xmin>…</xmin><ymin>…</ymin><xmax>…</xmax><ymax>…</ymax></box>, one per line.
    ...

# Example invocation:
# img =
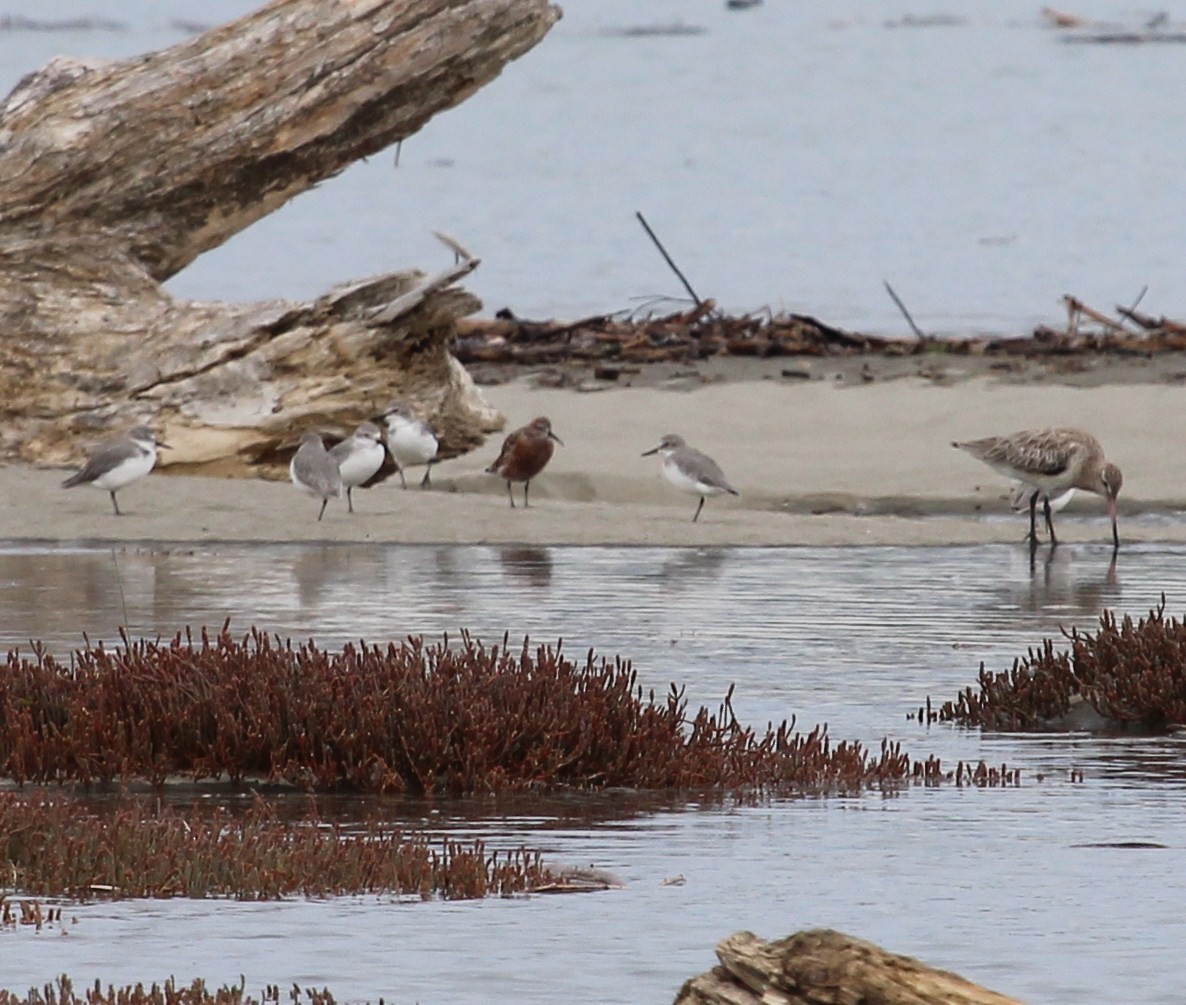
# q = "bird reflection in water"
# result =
<box><xmin>0</xmin><ymin>548</ymin><xmax>164</xmax><ymax>650</ymax></box>
<box><xmin>1021</xmin><ymin>545</ymin><xmax>1120</xmax><ymax>616</ymax></box>
<box><xmin>659</xmin><ymin>548</ymin><xmax>729</xmax><ymax>591</ymax></box>
<box><xmin>292</xmin><ymin>545</ymin><xmax>385</xmax><ymax>608</ymax></box>
<box><xmin>498</xmin><ymin>546</ymin><xmax>553</xmax><ymax>589</ymax></box>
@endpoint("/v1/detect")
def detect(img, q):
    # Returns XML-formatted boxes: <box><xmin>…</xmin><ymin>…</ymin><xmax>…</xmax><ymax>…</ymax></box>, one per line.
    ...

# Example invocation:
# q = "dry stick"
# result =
<box><xmin>1116</xmin><ymin>287</ymin><xmax>1169</xmax><ymax>331</ymax></box>
<box><xmin>1061</xmin><ymin>295</ymin><xmax>1127</xmax><ymax>333</ymax></box>
<box><xmin>882</xmin><ymin>279</ymin><xmax>927</xmax><ymax>340</ymax></box>
<box><xmin>1116</xmin><ymin>284</ymin><xmax>1149</xmax><ymax>332</ymax></box>
<box><xmin>110</xmin><ymin>548</ymin><xmax>130</xmax><ymax>630</ymax></box>
<box><xmin>636</xmin><ymin>211</ymin><xmax>703</xmax><ymax>308</ymax></box>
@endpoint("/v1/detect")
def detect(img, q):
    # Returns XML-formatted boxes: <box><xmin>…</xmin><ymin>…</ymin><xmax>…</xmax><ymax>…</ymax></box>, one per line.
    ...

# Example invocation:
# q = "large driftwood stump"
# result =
<box><xmin>675</xmin><ymin>929</ymin><xmax>1026</xmax><ymax>1005</ymax></box>
<box><xmin>0</xmin><ymin>0</ymin><xmax>560</xmax><ymax>476</ymax></box>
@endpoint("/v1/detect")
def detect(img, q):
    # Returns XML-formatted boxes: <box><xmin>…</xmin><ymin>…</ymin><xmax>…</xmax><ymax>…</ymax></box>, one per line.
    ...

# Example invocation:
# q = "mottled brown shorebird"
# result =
<box><xmin>953</xmin><ymin>427</ymin><xmax>1122</xmax><ymax>549</ymax></box>
<box><xmin>486</xmin><ymin>416</ymin><xmax>563</xmax><ymax>507</ymax></box>
<box><xmin>642</xmin><ymin>433</ymin><xmax>739</xmax><ymax>523</ymax></box>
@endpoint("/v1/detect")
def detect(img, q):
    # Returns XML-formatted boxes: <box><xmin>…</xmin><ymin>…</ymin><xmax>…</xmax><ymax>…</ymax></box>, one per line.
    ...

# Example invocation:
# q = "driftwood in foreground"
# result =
<box><xmin>0</xmin><ymin>0</ymin><xmax>559</xmax><ymax>476</ymax></box>
<box><xmin>675</xmin><ymin>929</ymin><xmax>1026</xmax><ymax>1005</ymax></box>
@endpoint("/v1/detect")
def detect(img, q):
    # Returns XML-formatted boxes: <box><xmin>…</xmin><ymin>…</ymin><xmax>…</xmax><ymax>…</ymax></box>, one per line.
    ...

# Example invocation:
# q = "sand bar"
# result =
<box><xmin>9</xmin><ymin>367</ymin><xmax>1186</xmax><ymax>548</ymax></box>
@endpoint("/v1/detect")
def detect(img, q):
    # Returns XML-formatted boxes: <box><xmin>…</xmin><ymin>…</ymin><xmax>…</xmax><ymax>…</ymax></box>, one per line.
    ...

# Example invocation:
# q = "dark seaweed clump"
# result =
<box><xmin>0</xmin><ymin>978</ymin><xmax>344</xmax><ymax>1005</ymax></box>
<box><xmin>937</xmin><ymin>600</ymin><xmax>1186</xmax><ymax>730</ymax></box>
<box><xmin>0</xmin><ymin>794</ymin><xmax>548</xmax><ymax>900</ymax></box>
<box><xmin>0</xmin><ymin>624</ymin><xmax>990</xmax><ymax>795</ymax></box>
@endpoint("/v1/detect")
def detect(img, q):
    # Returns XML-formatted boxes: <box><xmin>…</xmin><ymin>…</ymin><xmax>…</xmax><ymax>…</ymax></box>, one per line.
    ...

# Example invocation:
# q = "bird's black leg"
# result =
<box><xmin>397</xmin><ymin>466</ymin><xmax>408</xmax><ymax>490</ymax></box>
<box><xmin>1027</xmin><ymin>490</ymin><xmax>1039</xmax><ymax>552</ymax></box>
<box><xmin>317</xmin><ymin>498</ymin><xmax>328</xmax><ymax>521</ymax></box>
<box><xmin>506</xmin><ymin>480</ymin><xmax>515</xmax><ymax>508</ymax></box>
<box><xmin>693</xmin><ymin>496</ymin><xmax>705</xmax><ymax>523</ymax></box>
<box><xmin>420</xmin><ymin>463</ymin><xmax>433</xmax><ymax>489</ymax></box>
<box><xmin>524</xmin><ymin>480</ymin><xmax>532</xmax><ymax>508</ymax></box>
<box><xmin>110</xmin><ymin>491</ymin><xmax>122</xmax><ymax>516</ymax></box>
<box><xmin>1043</xmin><ymin>496</ymin><xmax>1058</xmax><ymax>547</ymax></box>
<box><xmin>346</xmin><ymin>487</ymin><xmax>355</xmax><ymax>514</ymax></box>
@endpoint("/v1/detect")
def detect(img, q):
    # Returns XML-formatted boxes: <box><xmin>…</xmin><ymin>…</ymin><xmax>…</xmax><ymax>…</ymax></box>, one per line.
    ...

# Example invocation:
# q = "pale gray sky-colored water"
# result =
<box><xmin>0</xmin><ymin>2</ymin><xmax>1182</xmax><ymax>333</ymax></box>
<box><xmin>3</xmin><ymin>3</ymin><xmax>1186</xmax><ymax>1001</ymax></box>
<box><xmin>3</xmin><ymin>542</ymin><xmax>1186</xmax><ymax>1003</ymax></box>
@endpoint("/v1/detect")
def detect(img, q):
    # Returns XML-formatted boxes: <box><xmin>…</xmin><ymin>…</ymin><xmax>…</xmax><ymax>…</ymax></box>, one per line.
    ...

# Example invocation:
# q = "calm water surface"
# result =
<box><xmin>2</xmin><ymin>541</ymin><xmax>1186</xmax><ymax>1003</ymax></box>
<box><xmin>0</xmin><ymin>2</ymin><xmax>1182</xmax><ymax>332</ymax></box>
<box><xmin>3</xmin><ymin>1</ymin><xmax>1186</xmax><ymax>999</ymax></box>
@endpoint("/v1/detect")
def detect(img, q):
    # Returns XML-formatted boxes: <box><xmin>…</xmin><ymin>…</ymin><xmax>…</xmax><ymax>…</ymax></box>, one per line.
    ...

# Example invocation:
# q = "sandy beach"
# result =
<box><xmin>12</xmin><ymin>357</ymin><xmax>1186</xmax><ymax>548</ymax></box>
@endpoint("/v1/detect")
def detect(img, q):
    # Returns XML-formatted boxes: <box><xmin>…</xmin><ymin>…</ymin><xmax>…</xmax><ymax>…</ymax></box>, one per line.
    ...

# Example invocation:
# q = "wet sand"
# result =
<box><xmin>11</xmin><ymin>359</ymin><xmax>1186</xmax><ymax>547</ymax></box>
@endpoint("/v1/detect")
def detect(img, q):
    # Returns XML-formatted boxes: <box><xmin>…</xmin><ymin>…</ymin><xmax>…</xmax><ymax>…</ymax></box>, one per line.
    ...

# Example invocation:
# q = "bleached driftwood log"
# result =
<box><xmin>675</xmin><ymin>929</ymin><xmax>1027</xmax><ymax>1005</ymax></box>
<box><xmin>0</xmin><ymin>0</ymin><xmax>560</xmax><ymax>476</ymax></box>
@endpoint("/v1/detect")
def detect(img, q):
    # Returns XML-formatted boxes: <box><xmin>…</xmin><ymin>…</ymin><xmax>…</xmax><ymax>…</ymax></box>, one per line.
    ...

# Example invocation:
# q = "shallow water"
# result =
<box><xmin>4</xmin><ymin>1</ymin><xmax>1186</xmax><ymax>999</ymax></box>
<box><xmin>1</xmin><ymin>2</ymin><xmax>1183</xmax><ymax>332</ymax></box>
<box><xmin>3</xmin><ymin>541</ymin><xmax>1186</xmax><ymax>1003</ymax></box>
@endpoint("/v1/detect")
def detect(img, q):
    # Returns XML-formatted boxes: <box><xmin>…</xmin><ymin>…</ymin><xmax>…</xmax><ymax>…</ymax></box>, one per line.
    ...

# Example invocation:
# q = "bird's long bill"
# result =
<box><xmin>641</xmin><ymin>446</ymin><xmax>659</xmax><ymax>457</ymax></box>
<box><xmin>157</xmin><ymin>440</ymin><xmax>173</xmax><ymax>450</ymax></box>
<box><xmin>1109</xmin><ymin>498</ymin><xmax>1120</xmax><ymax>549</ymax></box>
<box><xmin>549</xmin><ymin>432</ymin><xmax>564</xmax><ymax>446</ymax></box>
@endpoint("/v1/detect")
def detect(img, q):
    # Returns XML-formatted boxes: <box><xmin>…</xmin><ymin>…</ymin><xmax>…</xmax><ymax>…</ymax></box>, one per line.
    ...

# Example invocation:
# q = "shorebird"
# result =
<box><xmin>328</xmin><ymin>422</ymin><xmax>386</xmax><ymax>513</ymax></box>
<box><xmin>642</xmin><ymin>433</ymin><xmax>739</xmax><ymax>523</ymax></box>
<box><xmin>381</xmin><ymin>402</ymin><xmax>438</xmax><ymax>489</ymax></box>
<box><xmin>486</xmin><ymin>416</ymin><xmax>562</xmax><ymax>507</ymax></box>
<box><xmin>61</xmin><ymin>424</ymin><xmax>169</xmax><ymax>516</ymax></box>
<box><xmin>953</xmin><ymin>427</ymin><xmax>1122</xmax><ymax>549</ymax></box>
<box><xmin>290</xmin><ymin>432</ymin><xmax>343</xmax><ymax>521</ymax></box>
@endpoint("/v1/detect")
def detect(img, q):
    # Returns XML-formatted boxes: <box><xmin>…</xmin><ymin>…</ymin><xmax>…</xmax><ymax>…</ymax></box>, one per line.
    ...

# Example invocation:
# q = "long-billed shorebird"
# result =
<box><xmin>643</xmin><ymin>433</ymin><xmax>739</xmax><ymax>523</ymax></box>
<box><xmin>381</xmin><ymin>402</ymin><xmax>438</xmax><ymax>489</ymax></box>
<box><xmin>328</xmin><ymin>422</ymin><xmax>386</xmax><ymax>513</ymax></box>
<box><xmin>291</xmin><ymin>432</ymin><xmax>343</xmax><ymax>521</ymax></box>
<box><xmin>953</xmin><ymin>427</ymin><xmax>1122</xmax><ymax>549</ymax></box>
<box><xmin>486</xmin><ymin>416</ymin><xmax>562</xmax><ymax>508</ymax></box>
<box><xmin>61</xmin><ymin>425</ymin><xmax>169</xmax><ymax>516</ymax></box>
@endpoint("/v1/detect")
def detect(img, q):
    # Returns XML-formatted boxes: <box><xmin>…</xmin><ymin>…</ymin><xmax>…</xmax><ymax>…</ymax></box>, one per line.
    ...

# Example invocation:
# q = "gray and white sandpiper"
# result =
<box><xmin>290</xmin><ymin>431</ymin><xmax>343</xmax><ymax>521</ymax></box>
<box><xmin>953</xmin><ymin>427</ymin><xmax>1122</xmax><ymax>549</ymax></box>
<box><xmin>381</xmin><ymin>402</ymin><xmax>438</xmax><ymax>489</ymax></box>
<box><xmin>328</xmin><ymin>422</ymin><xmax>386</xmax><ymax>513</ymax></box>
<box><xmin>486</xmin><ymin>416</ymin><xmax>562</xmax><ymax>508</ymax></box>
<box><xmin>61</xmin><ymin>424</ymin><xmax>169</xmax><ymax>516</ymax></box>
<box><xmin>642</xmin><ymin>433</ymin><xmax>739</xmax><ymax>523</ymax></box>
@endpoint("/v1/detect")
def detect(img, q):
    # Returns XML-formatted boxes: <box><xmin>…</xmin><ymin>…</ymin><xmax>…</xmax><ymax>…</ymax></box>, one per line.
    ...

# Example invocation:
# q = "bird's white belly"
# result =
<box><xmin>337</xmin><ymin>442</ymin><xmax>385</xmax><ymax>486</ymax></box>
<box><xmin>663</xmin><ymin>457</ymin><xmax>723</xmax><ymax>496</ymax></box>
<box><xmin>1009</xmin><ymin>480</ymin><xmax>1075</xmax><ymax>513</ymax></box>
<box><xmin>387</xmin><ymin>424</ymin><xmax>437</xmax><ymax>466</ymax></box>
<box><xmin>92</xmin><ymin>450</ymin><xmax>155</xmax><ymax>491</ymax></box>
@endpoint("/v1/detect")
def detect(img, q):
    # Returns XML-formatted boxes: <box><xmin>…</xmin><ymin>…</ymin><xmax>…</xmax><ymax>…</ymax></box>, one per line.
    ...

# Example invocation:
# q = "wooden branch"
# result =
<box><xmin>1061</xmin><ymin>295</ymin><xmax>1129</xmax><ymax>334</ymax></box>
<box><xmin>0</xmin><ymin>0</ymin><xmax>560</xmax><ymax>475</ymax></box>
<box><xmin>675</xmin><ymin>929</ymin><xmax>1026</xmax><ymax>1005</ymax></box>
<box><xmin>366</xmin><ymin>248</ymin><xmax>480</xmax><ymax>324</ymax></box>
<box><xmin>883</xmin><ymin>279</ymin><xmax>928</xmax><ymax>340</ymax></box>
<box><xmin>0</xmin><ymin>0</ymin><xmax>560</xmax><ymax>279</ymax></box>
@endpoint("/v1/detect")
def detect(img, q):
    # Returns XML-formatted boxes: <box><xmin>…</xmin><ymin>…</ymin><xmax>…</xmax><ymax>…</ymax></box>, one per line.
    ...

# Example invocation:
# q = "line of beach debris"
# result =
<box><xmin>452</xmin><ymin>294</ymin><xmax>1186</xmax><ymax>371</ymax></box>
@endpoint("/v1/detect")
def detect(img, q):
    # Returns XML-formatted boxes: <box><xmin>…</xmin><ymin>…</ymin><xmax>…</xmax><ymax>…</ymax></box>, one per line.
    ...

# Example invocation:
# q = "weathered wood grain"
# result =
<box><xmin>675</xmin><ymin>929</ymin><xmax>1027</xmax><ymax>1005</ymax></box>
<box><xmin>0</xmin><ymin>0</ymin><xmax>560</xmax><ymax>475</ymax></box>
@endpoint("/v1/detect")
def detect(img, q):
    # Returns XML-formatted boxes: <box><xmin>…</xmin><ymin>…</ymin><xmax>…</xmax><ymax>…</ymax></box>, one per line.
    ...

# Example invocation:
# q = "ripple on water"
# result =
<box><xmin>4</xmin><ymin>541</ymin><xmax>1186</xmax><ymax>1003</ymax></box>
